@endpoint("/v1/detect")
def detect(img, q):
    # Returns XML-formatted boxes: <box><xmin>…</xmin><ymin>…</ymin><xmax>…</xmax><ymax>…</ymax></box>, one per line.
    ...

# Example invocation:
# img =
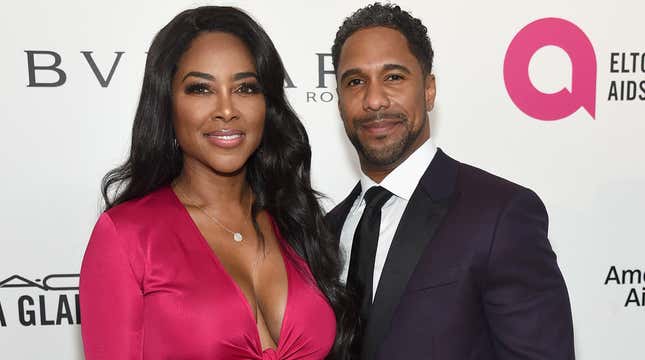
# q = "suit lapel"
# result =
<box><xmin>361</xmin><ymin>149</ymin><xmax>458</xmax><ymax>360</ymax></box>
<box><xmin>326</xmin><ymin>182</ymin><xmax>361</xmax><ymax>244</ymax></box>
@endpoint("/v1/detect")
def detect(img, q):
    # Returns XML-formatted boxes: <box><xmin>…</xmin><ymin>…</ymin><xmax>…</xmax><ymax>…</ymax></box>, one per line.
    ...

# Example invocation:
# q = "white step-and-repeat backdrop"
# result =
<box><xmin>1</xmin><ymin>0</ymin><xmax>643</xmax><ymax>358</ymax></box>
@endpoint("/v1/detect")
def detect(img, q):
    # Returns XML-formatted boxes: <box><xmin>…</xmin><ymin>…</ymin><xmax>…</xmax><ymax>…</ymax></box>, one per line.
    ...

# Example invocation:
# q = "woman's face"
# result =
<box><xmin>172</xmin><ymin>32</ymin><xmax>266</xmax><ymax>175</ymax></box>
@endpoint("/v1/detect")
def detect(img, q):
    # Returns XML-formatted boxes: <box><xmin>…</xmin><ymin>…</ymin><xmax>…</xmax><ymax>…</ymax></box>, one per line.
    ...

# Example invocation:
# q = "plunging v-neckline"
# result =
<box><xmin>170</xmin><ymin>188</ymin><xmax>291</xmax><ymax>353</ymax></box>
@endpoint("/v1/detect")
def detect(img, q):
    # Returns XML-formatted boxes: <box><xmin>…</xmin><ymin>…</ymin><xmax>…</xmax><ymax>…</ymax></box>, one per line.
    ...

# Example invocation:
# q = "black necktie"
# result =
<box><xmin>347</xmin><ymin>186</ymin><xmax>393</xmax><ymax>351</ymax></box>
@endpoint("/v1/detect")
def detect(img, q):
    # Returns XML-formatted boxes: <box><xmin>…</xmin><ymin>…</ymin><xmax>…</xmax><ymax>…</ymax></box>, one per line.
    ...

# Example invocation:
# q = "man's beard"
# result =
<box><xmin>347</xmin><ymin>111</ymin><xmax>424</xmax><ymax>167</ymax></box>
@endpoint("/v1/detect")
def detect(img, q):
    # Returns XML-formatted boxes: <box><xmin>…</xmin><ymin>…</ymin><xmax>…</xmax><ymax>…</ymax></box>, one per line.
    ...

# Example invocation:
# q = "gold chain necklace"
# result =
<box><xmin>174</xmin><ymin>183</ymin><xmax>252</xmax><ymax>243</ymax></box>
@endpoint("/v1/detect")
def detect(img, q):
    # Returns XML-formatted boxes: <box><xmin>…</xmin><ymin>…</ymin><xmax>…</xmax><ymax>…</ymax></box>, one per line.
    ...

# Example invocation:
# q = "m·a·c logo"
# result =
<box><xmin>504</xmin><ymin>18</ymin><xmax>597</xmax><ymax>121</ymax></box>
<box><xmin>0</xmin><ymin>274</ymin><xmax>80</xmax><ymax>327</ymax></box>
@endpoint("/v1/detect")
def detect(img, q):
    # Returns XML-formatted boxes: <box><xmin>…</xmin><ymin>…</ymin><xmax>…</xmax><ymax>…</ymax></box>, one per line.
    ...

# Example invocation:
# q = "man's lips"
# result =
<box><xmin>360</xmin><ymin>119</ymin><xmax>404</xmax><ymax>136</ymax></box>
<box><xmin>203</xmin><ymin>129</ymin><xmax>245</xmax><ymax>148</ymax></box>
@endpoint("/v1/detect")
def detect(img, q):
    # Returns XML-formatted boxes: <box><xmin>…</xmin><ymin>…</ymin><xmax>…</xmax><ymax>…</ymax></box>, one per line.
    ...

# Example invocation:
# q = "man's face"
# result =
<box><xmin>336</xmin><ymin>26</ymin><xmax>436</xmax><ymax>171</ymax></box>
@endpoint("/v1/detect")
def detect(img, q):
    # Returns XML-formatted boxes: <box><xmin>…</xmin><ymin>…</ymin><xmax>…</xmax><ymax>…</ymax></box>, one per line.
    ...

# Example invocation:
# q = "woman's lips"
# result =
<box><xmin>204</xmin><ymin>129</ymin><xmax>245</xmax><ymax>148</ymax></box>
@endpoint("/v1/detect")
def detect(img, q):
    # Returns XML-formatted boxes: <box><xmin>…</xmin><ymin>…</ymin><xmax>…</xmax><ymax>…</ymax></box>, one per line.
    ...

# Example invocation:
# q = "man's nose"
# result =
<box><xmin>362</xmin><ymin>82</ymin><xmax>391</xmax><ymax>112</ymax></box>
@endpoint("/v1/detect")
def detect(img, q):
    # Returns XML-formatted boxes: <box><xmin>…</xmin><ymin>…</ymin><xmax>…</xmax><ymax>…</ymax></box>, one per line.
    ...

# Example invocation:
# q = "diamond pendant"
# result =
<box><xmin>233</xmin><ymin>232</ymin><xmax>243</xmax><ymax>242</ymax></box>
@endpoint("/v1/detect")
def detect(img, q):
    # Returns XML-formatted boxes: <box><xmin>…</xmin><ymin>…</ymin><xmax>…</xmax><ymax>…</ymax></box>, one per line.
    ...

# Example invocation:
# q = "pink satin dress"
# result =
<box><xmin>80</xmin><ymin>186</ymin><xmax>336</xmax><ymax>359</ymax></box>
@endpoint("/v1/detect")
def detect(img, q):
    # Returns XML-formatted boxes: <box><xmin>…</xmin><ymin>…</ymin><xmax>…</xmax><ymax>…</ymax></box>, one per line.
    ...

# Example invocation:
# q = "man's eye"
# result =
<box><xmin>185</xmin><ymin>83</ymin><xmax>211</xmax><ymax>95</ymax></box>
<box><xmin>347</xmin><ymin>78</ymin><xmax>364</xmax><ymax>87</ymax></box>
<box><xmin>386</xmin><ymin>74</ymin><xmax>404</xmax><ymax>81</ymax></box>
<box><xmin>236</xmin><ymin>82</ymin><xmax>262</xmax><ymax>95</ymax></box>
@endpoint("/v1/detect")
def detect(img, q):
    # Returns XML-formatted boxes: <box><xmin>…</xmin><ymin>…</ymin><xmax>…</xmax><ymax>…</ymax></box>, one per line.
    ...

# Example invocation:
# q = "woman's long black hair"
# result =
<box><xmin>101</xmin><ymin>6</ymin><xmax>354</xmax><ymax>358</ymax></box>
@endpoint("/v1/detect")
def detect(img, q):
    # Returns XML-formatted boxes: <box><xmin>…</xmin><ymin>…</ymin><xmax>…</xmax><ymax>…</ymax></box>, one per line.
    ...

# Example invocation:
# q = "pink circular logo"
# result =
<box><xmin>504</xmin><ymin>18</ymin><xmax>597</xmax><ymax>121</ymax></box>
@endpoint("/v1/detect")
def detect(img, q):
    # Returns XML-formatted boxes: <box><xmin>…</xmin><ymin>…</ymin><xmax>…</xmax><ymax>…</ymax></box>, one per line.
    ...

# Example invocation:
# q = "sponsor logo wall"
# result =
<box><xmin>1</xmin><ymin>0</ymin><xmax>642</xmax><ymax>358</ymax></box>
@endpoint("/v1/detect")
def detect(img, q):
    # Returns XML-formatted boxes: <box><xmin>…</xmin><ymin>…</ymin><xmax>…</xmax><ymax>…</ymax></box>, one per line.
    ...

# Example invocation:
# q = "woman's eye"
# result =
<box><xmin>236</xmin><ymin>82</ymin><xmax>262</xmax><ymax>95</ymax></box>
<box><xmin>185</xmin><ymin>83</ymin><xmax>211</xmax><ymax>95</ymax></box>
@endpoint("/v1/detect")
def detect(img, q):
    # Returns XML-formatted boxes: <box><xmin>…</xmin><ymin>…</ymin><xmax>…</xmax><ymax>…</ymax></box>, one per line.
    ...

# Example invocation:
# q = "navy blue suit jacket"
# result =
<box><xmin>326</xmin><ymin>149</ymin><xmax>575</xmax><ymax>360</ymax></box>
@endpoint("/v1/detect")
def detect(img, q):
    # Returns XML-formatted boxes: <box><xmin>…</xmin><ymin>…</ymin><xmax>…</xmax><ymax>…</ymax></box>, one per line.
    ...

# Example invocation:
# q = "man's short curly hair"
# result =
<box><xmin>332</xmin><ymin>2</ymin><xmax>434</xmax><ymax>76</ymax></box>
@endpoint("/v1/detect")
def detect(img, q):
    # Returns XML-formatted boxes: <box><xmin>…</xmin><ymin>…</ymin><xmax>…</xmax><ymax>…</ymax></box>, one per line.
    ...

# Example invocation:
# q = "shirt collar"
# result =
<box><xmin>358</xmin><ymin>139</ymin><xmax>437</xmax><ymax>202</ymax></box>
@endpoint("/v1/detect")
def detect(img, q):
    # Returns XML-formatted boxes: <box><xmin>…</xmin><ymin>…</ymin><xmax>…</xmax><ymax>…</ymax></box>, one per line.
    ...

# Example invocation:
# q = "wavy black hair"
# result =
<box><xmin>332</xmin><ymin>2</ymin><xmax>434</xmax><ymax>75</ymax></box>
<box><xmin>101</xmin><ymin>6</ymin><xmax>353</xmax><ymax>358</ymax></box>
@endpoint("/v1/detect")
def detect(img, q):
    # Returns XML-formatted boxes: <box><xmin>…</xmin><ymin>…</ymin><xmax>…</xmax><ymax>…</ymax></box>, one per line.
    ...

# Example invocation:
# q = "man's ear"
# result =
<box><xmin>424</xmin><ymin>74</ymin><xmax>436</xmax><ymax>111</ymax></box>
<box><xmin>336</xmin><ymin>86</ymin><xmax>342</xmax><ymax>118</ymax></box>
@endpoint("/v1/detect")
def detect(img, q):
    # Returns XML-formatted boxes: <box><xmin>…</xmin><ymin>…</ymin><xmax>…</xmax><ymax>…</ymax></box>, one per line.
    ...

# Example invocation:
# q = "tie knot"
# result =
<box><xmin>363</xmin><ymin>186</ymin><xmax>393</xmax><ymax>210</ymax></box>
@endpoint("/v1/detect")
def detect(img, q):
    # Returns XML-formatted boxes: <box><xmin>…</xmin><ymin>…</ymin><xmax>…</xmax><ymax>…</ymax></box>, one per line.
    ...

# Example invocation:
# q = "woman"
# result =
<box><xmin>80</xmin><ymin>6</ymin><xmax>353</xmax><ymax>360</ymax></box>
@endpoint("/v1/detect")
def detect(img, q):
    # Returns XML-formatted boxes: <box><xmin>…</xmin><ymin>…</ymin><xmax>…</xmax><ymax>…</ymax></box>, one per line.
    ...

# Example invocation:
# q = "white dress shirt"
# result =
<box><xmin>340</xmin><ymin>139</ymin><xmax>437</xmax><ymax>300</ymax></box>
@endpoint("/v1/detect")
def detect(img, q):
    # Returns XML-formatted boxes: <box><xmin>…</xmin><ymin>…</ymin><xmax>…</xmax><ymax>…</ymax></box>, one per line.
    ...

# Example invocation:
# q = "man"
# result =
<box><xmin>326</xmin><ymin>3</ymin><xmax>575</xmax><ymax>359</ymax></box>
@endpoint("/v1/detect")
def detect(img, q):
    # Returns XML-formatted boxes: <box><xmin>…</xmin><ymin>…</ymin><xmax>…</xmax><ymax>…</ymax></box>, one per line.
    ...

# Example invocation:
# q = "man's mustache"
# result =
<box><xmin>354</xmin><ymin>112</ymin><xmax>407</xmax><ymax>126</ymax></box>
